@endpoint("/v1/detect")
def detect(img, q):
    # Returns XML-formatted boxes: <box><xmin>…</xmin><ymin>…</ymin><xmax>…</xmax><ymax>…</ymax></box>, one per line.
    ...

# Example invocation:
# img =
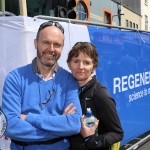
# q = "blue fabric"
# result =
<box><xmin>2</xmin><ymin>63</ymin><xmax>82</xmax><ymax>150</ymax></box>
<box><xmin>87</xmin><ymin>26</ymin><xmax>150</xmax><ymax>145</ymax></box>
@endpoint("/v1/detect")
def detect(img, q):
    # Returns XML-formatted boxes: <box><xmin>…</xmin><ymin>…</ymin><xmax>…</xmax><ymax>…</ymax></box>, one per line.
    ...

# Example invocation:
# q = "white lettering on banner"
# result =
<box><xmin>129</xmin><ymin>90</ymin><xmax>143</xmax><ymax>102</ymax></box>
<box><xmin>113</xmin><ymin>71</ymin><xmax>150</xmax><ymax>94</ymax></box>
<box><xmin>145</xmin><ymin>72</ymin><xmax>149</xmax><ymax>84</ymax></box>
<box><xmin>140</xmin><ymin>73</ymin><xmax>145</xmax><ymax>86</ymax></box>
<box><xmin>128</xmin><ymin>87</ymin><xmax>150</xmax><ymax>102</ymax></box>
<box><xmin>128</xmin><ymin>75</ymin><xmax>134</xmax><ymax>89</ymax></box>
<box><xmin>135</xmin><ymin>73</ymin><xmax>140</xmax><ymax>87</ymax></box>
<box><xmin>113</xmin><ymin>71</ymin><xmax>150</xmax><ymax>102</ymax></box>
<box><xmin>113</xmin><ymin>77</ymin><xmax>121</xmax><ymax>94</ymax></box>
<box><xmin>122</xmin><ymin>76</ymin><xmax>128</xmax><ymax>92</ymax></box>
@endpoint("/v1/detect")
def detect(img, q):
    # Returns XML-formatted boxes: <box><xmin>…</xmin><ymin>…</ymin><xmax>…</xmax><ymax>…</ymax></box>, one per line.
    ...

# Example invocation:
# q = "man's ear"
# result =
<box><xmin>34</xmin><ymin>39</ymin><xmax>37</xmax><ymax>49</ymax></box>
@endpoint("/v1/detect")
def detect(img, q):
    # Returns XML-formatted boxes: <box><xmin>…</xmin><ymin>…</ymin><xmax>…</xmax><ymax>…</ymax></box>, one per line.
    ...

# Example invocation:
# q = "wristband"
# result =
<box><xmin>84</xmin><ymin>134</ymin><xmax>94</xmax><ymax>142</ymax></box>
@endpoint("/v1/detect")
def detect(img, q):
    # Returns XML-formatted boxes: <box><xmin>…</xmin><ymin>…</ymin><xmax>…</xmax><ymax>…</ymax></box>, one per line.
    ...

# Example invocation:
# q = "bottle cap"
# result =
<box><xmin>86</xmin><ymin>108</ymin><xmax>92</xmax><ymax>116</ymax></box>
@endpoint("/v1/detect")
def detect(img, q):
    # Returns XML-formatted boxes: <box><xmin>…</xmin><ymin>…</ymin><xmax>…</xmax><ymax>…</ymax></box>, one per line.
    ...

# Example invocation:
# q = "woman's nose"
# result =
<box><xmin>79</xmin><ymin>63</ymin><xmax>84</xmax><ymax>69</ymax></box>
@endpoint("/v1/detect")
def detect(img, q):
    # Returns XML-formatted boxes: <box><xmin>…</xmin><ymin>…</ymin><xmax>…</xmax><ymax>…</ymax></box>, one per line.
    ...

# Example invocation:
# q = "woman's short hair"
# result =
<box><xmin>67</xmin><ymin>42</ymin><xmax>99</xmax><ymax>68</ymax></box>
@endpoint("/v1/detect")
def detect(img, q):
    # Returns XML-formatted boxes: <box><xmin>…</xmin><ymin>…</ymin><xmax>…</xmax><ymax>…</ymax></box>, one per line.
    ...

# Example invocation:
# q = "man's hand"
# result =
<box><xmin>21</xmin><ymin>114</ymin><xmax>27</xmax><ymax>120</ymax></box>
<box><xmin>63</xmin><ymin>103</ymin><xmax>76</xmax><ymax>114</ymax></box>
<box><xmin>80</xmin><ymin>115</ymin><xmax>99</xmax><ymax>138</ymax></box>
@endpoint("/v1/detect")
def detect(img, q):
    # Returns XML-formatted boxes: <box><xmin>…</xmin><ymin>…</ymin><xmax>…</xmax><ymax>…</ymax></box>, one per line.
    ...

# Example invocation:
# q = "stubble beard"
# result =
<box><xmin>37</xmin><ymin>48</ymin><xmax>57</xmax><ymax>67</ymax></box>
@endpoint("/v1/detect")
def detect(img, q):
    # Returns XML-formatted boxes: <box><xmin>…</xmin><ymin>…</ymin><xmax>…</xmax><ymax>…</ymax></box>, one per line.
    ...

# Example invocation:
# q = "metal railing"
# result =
<box><xmin>126</xmin><ymin>134</ymin><xmax>150</xmax><ymax>150</ymax></box>
<box><xmin>0</xmin><ymin>11</ymin><xmax>16</xmax><ymax>16</ymax></box>
<box><xmin>34</xmin><ymin>15</ymin><xmax>150</xmax><ymax>33</ymax></box>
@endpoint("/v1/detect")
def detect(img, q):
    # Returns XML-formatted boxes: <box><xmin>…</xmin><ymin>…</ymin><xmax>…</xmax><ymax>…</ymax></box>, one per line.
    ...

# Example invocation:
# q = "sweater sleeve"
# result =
<box><xmin>85</xmin><ymin>87</ymin><xmax>124</xmax><ymax>149</ymax></box>
<box><xmin>25</xmin><ymin>78</ymin><xmax>82</xmax><ymax>136</ymax></box>
<box><xmin>2</xmin><ymin>73</ymin><xmax>59</xmax><ymax>142</ymax></box>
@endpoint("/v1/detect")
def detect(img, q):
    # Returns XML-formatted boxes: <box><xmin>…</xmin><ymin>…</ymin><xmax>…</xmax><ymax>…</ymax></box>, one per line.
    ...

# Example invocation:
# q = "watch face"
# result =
<box><xmin>0</xmin><ymin>110</ymin><xmax>7</xmax><ymax>138</ymax></box>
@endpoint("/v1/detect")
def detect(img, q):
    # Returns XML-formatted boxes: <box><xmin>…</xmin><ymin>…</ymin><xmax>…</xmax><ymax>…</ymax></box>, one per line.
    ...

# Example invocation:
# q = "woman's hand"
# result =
<box><xmin>80</xmin><ymin>115</ymin><xmax>99</xmax><ymax>138</ymax></box>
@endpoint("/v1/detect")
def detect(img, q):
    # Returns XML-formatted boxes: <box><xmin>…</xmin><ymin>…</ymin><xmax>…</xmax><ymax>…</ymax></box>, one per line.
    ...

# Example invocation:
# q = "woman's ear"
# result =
<box><xmin>67</xmin><ymin>63</ymin><xmax>71</xmax><ymax>70</ymax></box>
<box><xmin>91</xmin><ymin>67</ymin><xmax>96</xmax><ymax>74</ymax></box>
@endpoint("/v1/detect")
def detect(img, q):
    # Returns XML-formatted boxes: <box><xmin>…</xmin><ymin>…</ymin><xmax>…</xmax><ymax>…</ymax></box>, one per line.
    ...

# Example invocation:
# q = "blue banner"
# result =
<box><xmin>88</xmin><ymin>26</ymin><xmax>150</xmax><ymax>145</ymax></box>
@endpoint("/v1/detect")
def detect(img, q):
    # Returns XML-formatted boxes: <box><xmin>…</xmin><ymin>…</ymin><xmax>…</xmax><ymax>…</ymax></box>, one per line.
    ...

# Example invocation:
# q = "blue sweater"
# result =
<box><xmin>2</xmin><ymin>63</ymin><xmax>82</xmax><ymax>150</ymax></box>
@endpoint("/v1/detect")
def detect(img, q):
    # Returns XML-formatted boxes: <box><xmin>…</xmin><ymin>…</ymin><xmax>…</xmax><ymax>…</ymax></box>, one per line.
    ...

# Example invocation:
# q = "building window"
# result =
<box><xmin>133</xmin><ymin>23</ymin><xmax>135</xmax><ymax>28</ymax></box>
<box><xmin>5</xmin><ymin>0</ymin><xmax>20</xmax><ymax>15</ymax></box>
<box><xmin>136</xmin><ymin>24</ymin><xmax>138</xmax><ymax>29</ymax></box>
<box><xmin>104</xmin><ymin>12</ymin><xmax>111</xmax><ymax>24</ymax></box>
<box><xmin>76</xmin><ymin>1</ymin><xmax>87</xmax><ymax>20</ymax></box>
<box><xmin>126</xmin><ymin>20</ymin><xmax>128</xmax><ymax>27</ymax></box>
<box><xmin>103</xmin><ymin>9</ymin><xmax>112</xmax><ymax>24</ymax></box>
<box><xmin>130</xmin><ymin>21</ymin><xmax>132</xmax><ymax>28</ymax></box>
<box><xmin>145</xmin><ymin>15</ymin><xmax>148</xmax><ymax>30</ymax></box>
<box><xmin>26</xmin><ymin>0</ymin><xmax>47</xmax><ymax>17</ymax></box>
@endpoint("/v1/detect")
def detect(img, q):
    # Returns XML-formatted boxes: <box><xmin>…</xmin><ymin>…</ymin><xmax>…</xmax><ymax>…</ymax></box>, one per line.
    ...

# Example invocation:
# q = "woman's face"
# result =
<box><xmin>68</xmin><ymin>51</ymin><xmax>95</xmax><ymax>86</ymax></box>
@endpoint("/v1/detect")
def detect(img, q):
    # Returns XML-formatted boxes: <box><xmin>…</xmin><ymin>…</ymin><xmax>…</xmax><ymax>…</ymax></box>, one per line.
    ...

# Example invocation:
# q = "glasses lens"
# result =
<box><xmin>39</xmin><ymin>21</ymin><xmax>52</xmax><ymax>30</ymax></box>
<box><xmin>55</xmin><ymin>22</ymin><xmax>64</xmax><ymax>33</ymax></box>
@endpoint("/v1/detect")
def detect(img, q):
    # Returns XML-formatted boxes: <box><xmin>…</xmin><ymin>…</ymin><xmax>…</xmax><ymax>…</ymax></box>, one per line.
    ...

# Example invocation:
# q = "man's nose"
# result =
<box><xmin>48</xmin><ymin>44</ymin><xmax>54</xmax><ymax>51</ymax></box>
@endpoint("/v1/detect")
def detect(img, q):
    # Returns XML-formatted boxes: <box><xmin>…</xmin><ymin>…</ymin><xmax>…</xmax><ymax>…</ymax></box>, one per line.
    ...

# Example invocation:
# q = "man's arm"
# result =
<box><xmin>25</xmin><ymin>81</ymin><xmax>82</xmax><ymax>137</ymax></box>
<box><xmin>2</xmin><ymin>72</ymin><xmax>81</xmax><ymax>141</ymax></box>
<box><xmin>2</xmin><ymin>73</ymin><xmax>60</xmax><ymax>141</ymax></box>
<box><xmin>21</xmin><ymin>103</ymin><xmax>76</xmax><ymax>119</ymax></box>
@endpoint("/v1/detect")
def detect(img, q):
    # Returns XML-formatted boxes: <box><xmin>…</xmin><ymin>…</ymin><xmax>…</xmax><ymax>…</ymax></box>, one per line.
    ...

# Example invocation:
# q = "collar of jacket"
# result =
<box><xmin>79</xmin><ymin>75</ymin><xmax>97</xmax><ymax>94</ymax></box>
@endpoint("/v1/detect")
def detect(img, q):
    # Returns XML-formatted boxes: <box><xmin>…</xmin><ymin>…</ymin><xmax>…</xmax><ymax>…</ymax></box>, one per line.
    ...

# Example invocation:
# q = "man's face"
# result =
<box><xmin>34</xmin><ymin>26</ymin><xmax>64</xmax><ymax>67</ymax></box>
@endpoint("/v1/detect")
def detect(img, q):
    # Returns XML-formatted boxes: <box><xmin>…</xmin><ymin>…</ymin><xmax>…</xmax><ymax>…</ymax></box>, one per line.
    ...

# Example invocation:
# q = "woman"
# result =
<box><xmin>67</xmin><ymin>42</ymin><xmax>124</xmax><ymax>150</ymax></box>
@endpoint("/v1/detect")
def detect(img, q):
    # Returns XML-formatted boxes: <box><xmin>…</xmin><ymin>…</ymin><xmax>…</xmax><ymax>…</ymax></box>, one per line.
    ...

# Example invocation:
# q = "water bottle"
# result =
<box><xmin>84</xmin><ymin>108</ymin><xmax>97</xmax><ymax>128</ymax></box>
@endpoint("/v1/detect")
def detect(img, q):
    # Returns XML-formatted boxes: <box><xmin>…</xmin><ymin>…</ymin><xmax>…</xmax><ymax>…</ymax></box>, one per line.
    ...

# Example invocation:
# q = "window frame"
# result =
<box><xmin>126</xmin><ymin>19</ymin><xmax>128</xmax><ymax>27</ymax></box>
<box><xmin>75</xmin><ymin>0</ymin><xmax>90</xmax><ymax>21</ymax></box>
<box><xmin>76</xmin><ymin>1</ymin><xmax>87</xmax><ymax>21</ymax></box>
<box><xmin>145</xmin><ymin>15</ymin><xmax>148</xmax><ymax>30</ymax></box>
<box><xmin>133</xmin><ymin>23</ymin><xmax>135</xmax><ymax>28</ymax></box>
<box><xmin>103</xmin><ymin>8</ymin><xmax>112</xmax><ymax>24</ymax></box>
<box><xmin>130</xmin><ymin>21</ymin><xmax>132</xmax><ymax>28</ymax></box>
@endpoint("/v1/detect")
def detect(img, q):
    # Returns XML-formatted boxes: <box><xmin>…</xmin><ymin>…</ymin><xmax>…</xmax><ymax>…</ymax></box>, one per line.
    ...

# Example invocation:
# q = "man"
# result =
<box><xmin>2</xmin><ymin>21</ymin><xmax>82</xmax><ymax>150</ymax></box>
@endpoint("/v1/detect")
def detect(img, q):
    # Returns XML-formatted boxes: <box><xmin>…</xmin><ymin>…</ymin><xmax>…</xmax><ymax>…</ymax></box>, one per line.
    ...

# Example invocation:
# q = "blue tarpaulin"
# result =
<box><xmin>88</xmin><ymin>26</ymin><xmax>150</xmax><ymax>145</ymax></box>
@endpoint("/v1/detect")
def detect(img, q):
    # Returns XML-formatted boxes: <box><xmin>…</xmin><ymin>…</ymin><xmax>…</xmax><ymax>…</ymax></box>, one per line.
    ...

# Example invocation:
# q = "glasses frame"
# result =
<box><xmin>39</xmin><ymin>89</ymin><xmax>56</xmax><ymax>110</ymax></box>
<box><xmin>38</xmin><ymin>76</ymin><xmax>56</xmax><ymax>110</ymax></box>
<box><xmin>38</xmin><ymin>21</ymin><xmax>64</xmax><ymax>34</ymax></box>
<box><xmin>73</xmin><ymin>42</ymin><xmax>95</xmax><ymax>48</ymax></box>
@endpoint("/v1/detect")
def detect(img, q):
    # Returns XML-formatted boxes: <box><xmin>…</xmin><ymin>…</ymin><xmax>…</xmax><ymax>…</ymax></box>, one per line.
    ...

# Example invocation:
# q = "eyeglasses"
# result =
<box><xmin>73</xmin><ymin>42</ymin><xmax>95</xmax><ymax>48</ymax></box>
<box><xmin>39</xmin><ymin>89</ymin><xmax>56</xmax><ymax>110</ymax></box>
<box><xmin>38</xmin><ymin>76</ymin><xmax>56</xmax><ymax>110</ymax></box>
<box><xmin>38</xmin><ymin>21</ymin><xmax>64</xmax><ymax>34</ymax></box>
